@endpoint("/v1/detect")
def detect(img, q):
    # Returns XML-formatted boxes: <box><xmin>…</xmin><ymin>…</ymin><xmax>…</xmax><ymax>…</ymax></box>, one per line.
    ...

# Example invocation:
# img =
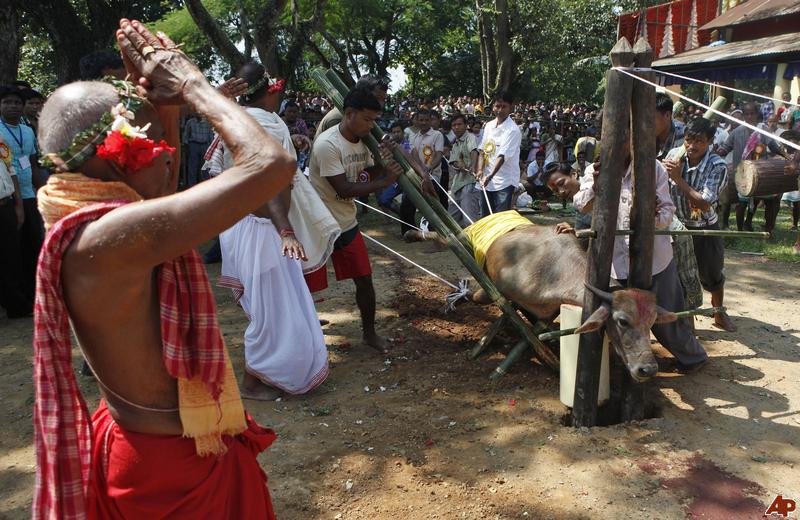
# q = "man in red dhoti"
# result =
<box><xmin>32</xmin><ymin>19</ymin><xmax>296</xmax><ymax>519</ymax></box>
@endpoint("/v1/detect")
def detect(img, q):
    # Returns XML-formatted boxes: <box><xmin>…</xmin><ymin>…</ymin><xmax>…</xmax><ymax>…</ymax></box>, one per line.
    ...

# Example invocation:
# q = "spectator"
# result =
<box><xmin>0</xmin><ymin>132</ymin><xmax>31</xmax><ymax>317</ymax></box>
<box><xmin>182</xmin><ymin>113</ymin><xmax>214</xmax><ymax>187</ymax></box>
<box><xmin>475</xmin><ymin>91</ymin><xmax>521</xmax><ymax>215</ymax></box>
<box><xmin>78</xmin><ymin>49</ymin><xmax>126</xmax><ymax>80</ymax></box>
<box><xmin>282</xmin><ymin>101</ymin><xmax>310</xmax><ymax>137</ymax></box>
<box><xmin>0</xmin><ymin>85</ymin><xmax>42</xmax><ymax>299</ymax></box>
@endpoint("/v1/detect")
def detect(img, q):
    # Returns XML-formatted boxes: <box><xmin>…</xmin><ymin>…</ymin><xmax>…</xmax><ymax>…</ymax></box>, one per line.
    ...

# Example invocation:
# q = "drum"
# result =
<box><xmin>735</xmin><ymin>159</ymin><xmax>800</xmax><ymax>197</ymax></box>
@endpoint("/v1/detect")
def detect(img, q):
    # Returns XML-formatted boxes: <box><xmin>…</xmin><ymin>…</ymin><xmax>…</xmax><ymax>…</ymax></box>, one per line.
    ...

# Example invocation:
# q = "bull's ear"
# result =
<box><xmin>575</xmin><ymin>305</ymin><xmax>610</xmax><ymax>334</ymax></box>
<box><xmin>654</xmin><ymin>305</ymin><xmax>678</xmax><ymax>324</ymax></box>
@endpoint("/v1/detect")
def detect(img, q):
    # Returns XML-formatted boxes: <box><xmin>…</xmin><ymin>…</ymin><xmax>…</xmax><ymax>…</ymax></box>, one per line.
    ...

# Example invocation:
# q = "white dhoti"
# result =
<box><xmin>219</xmin><ymin>215</ymin><xmax>329</xmax><ymax>394</ymax></box>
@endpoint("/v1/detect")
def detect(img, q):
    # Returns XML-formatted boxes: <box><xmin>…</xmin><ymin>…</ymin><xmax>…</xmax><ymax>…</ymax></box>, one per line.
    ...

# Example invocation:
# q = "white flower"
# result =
<box><xmin>110</xmin><ymin>103</ymin><xmax>135</xmax><ymax>120</ymax></box>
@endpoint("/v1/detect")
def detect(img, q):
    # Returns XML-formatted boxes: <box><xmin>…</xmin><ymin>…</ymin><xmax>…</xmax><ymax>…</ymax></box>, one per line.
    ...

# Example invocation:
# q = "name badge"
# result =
<box><xmin>18</xmin><ymin>155</ymin><xmax>31</xmax><ymax>170</ymax></box>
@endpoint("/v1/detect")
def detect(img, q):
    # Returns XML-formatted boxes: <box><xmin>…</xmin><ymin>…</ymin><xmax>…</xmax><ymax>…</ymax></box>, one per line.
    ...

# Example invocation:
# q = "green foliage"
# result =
<box><xmin>16</xmin><ymin>28</ymin><xmax>58</xmax><ymax>93</ymax></box>
<box><xmin>150</xmin><ymin>0</ymin><xmax>238</xmax><ymax>75</ymax></box>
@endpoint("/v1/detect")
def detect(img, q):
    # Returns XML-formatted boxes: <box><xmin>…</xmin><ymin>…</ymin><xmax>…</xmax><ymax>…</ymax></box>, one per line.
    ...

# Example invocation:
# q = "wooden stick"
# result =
<box><xmin>572</xmin><ymin>37</ymin><xmax>634</xmax><ymax>429</ymax></box>
<box><xmin>538</xmin><ymin>306</ymin><xmax>725</xmax><ymax>342</ymax></box>
<box><xmin>574</xmin><ymin>229</ymin><xmax>770</xmax><ymax>239</ymax></box>
<box><xmin>623</xmin><ymin>37</ymin><xmax>657</xmax><ymax>422</ymax></box>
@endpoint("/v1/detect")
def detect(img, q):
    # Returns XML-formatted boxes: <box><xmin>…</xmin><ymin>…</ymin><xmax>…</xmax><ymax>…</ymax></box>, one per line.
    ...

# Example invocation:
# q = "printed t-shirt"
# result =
<box><xmin>411</xmin><ymin>128</ymin><xmax>444</xmax><ymax>180</ymax></box>
<box><xmin>309</xmin><ymin>125</ymin><xmax>374</xmax><ymax>233</ymax></box>
<box><xmin>478</xmin><ymin>117</ymin><xmax>521</xmax><ymax>192</ymax></box>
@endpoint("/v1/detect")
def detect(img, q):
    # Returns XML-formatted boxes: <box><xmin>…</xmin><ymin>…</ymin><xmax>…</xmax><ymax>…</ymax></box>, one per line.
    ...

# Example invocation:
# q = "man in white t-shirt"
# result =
<box><xmin>308</xmin><ymin>88</ymin><xmax>403</xmax><ymax>353</ymax></box>
<box><xmin>475</xmin><ymin>91</ymin><xmax>521</xmax><ymax>216</ymax></box>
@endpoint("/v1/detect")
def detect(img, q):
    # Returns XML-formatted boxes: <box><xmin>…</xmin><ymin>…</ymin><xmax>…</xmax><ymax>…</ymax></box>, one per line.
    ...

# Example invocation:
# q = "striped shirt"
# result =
<box><xmin>666</xmin><ymin>148</ymin><xmax>727</xmax><ymax>228</ymax></box>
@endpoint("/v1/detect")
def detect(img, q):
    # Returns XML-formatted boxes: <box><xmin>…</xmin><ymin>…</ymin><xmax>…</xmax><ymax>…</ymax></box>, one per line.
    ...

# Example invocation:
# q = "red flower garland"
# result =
<box><xmin>96</xmin><ymin>130</ymin><xmax>176</xmax><ymax>173</ymax></box>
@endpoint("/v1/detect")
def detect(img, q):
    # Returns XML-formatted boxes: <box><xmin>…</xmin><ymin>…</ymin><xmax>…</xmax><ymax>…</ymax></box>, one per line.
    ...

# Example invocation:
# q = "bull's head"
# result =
<box><xmin>575</xmin><ymin>284</ymin><xmax>677</xmax><ymax>382</ymax></box>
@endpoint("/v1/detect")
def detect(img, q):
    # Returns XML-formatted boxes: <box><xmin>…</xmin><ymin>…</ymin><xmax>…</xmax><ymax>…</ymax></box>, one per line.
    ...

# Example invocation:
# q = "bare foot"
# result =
<box><xmin>363</xmin><ymin>332</ymin><xmax>389</xmax><ymax>355</ymax></box>
<box><xmin>241</xmin><ymin>377</ymin><xmax>283</xmax><ymax>401</ymax></box>
<box><xmin>712</xmin><ymin>311</ymin><xmax>737</xmax><ymax>332</ymax></box>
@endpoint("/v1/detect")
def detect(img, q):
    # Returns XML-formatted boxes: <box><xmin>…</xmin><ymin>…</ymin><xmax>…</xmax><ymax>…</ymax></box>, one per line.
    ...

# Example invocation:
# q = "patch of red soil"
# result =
<box><xmin>661</xmin><ymin>454</ymin><xmax>766</xmax><ymax>519</ymax></box>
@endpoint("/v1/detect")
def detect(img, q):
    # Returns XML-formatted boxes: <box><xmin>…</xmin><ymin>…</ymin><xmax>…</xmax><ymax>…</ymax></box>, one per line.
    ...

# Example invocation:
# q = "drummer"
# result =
<box><xmin>663</xmin><ymin>118</ymin><xmax>736</xmax><ymax>332</ymax></box>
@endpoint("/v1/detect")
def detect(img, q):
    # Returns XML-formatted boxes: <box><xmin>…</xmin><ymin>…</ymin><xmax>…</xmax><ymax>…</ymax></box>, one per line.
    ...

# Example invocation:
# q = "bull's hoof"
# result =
<box><xmin>471</xmin><ymin>288</ymin><xmax>491</xmax><ymax>304</ymax></box>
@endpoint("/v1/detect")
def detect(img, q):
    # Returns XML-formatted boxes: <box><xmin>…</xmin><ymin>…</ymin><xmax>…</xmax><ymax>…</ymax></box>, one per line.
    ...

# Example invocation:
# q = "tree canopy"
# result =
<box><xmin>8</xmin><ymin>0</ymin><xmax>656</xmax><ymax>103</ymax></box>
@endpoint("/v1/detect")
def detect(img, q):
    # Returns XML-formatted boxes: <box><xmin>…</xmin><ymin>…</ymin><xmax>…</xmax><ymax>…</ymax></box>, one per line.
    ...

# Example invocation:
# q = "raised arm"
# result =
<box><xmin>73</xmin><ymin>20</ymin><xmax>295</xmax><ymax>273</ymax></box>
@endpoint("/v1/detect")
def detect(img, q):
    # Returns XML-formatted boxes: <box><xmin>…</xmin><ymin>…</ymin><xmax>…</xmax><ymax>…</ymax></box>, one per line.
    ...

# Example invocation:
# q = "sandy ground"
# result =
<box><xmin>1</xmin><ymin>212</ymin><xmax>798</xmax><ymax>520</ymax></box>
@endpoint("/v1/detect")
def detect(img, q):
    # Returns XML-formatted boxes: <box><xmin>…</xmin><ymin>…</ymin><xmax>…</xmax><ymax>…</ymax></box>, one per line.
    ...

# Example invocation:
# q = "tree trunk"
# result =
<box><xmin>0</xmin><ymin>5</ymin><xmax>21</xmax><ymax>84</ymax></box>
<box><xmin>493</xmin><ymin>0</ymin><xmax>515</xmax><ymax>95</ymax></box>
<box><xmin>185</xmin><ymin>0</ymin><xmax>246</xmax><ymax>71</ymax></box>
<box><xmin>253</xmin><ymin>0</ymin><xmax>289</xmax><ymax>77</ymax></box>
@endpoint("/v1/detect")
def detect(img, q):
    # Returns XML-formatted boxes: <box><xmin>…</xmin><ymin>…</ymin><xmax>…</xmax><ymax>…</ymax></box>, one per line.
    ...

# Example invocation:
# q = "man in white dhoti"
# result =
<box><xmin>212</xmin><ymin>62</ymin><xmax>337</xmax><ymax>400</ymax></box>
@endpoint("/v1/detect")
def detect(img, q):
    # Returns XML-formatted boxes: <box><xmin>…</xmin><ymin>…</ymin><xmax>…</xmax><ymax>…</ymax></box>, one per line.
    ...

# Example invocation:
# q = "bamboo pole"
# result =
<box><xmin>469</xmin><ymin>314</ymin><xmax>508</xmax><ymax>359</ymax></box>
<box><xmin>574</xmin><ymin>229</ymin><xmax>770</xmax><ymax>239</ymax></box>
<box><xmin>623</xmin><ymin>37</ymin><xmax>657</xmax><ymax>422</ymax></box>
<box><xmin>572</xmin><ymin>38</ymin><xmax>635</xmax><ymax>428</ymax></box>
<box><xmin>312</xmin><ymin>69</ymin><xmax>559</xmax><ymax>371</ymax></box>
<box><xmin>538</xmin><ymin>307</ymin><xmax>725</xmax><ymax>342</ymax></box>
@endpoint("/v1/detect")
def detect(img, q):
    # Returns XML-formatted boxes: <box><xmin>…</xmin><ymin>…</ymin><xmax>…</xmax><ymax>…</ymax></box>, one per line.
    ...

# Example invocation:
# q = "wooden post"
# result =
<box><xmin>623</xmin><ymin>37</ymin><xmax>657</xmax><ymax>422</ymax></box>
<box><xmin>572</xmin><ymin>38</ymin><xmax>634</xmax><ymax>428</ymax></box>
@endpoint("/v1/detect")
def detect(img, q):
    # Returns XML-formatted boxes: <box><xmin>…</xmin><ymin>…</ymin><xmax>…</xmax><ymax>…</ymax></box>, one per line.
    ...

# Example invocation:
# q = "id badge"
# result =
<box><xmin>18</xmin><ymin>155</ymin><xmax>31</xmax><ymax>170</ymax></box>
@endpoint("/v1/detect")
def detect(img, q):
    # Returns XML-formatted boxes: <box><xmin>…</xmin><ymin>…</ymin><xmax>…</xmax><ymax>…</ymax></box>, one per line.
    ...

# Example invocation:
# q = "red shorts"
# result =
<box><xmin>305</xmin><ymin>228</ymin><xmax>372</xmax><ymax>293</ymax></box>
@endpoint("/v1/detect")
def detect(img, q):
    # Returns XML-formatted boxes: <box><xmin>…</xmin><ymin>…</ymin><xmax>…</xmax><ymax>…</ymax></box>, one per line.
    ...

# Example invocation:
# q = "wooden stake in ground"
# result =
<box><xmin>622</xmin><ymin>37</ymin><xmax>657</xmax><ymax>422</ymax></box>
<box><xmin>572</xmin><ymin>38</ymin><xmax>634</xmax><ymax>428</ymax></box>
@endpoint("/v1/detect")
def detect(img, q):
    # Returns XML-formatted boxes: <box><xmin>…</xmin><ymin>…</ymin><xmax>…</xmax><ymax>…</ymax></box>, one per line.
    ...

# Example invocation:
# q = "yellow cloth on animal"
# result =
<box><xmin>464</xmin><ymin>210</ymin><xmax>534</xmax><ymax>269</ymax></box>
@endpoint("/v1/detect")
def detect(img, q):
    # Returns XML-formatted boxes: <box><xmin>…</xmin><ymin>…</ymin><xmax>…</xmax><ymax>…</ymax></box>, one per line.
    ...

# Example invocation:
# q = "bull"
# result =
<box><xmin>405</xmin><ymin>224</ymin><xmax>678</xmax><ymax>381</ymax></box>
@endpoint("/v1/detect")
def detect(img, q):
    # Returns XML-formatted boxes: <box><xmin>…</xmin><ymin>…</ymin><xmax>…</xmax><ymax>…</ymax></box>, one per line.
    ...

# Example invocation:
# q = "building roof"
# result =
<box><xmin>653</xmin><ymin>30</ymin><xmax>800</xmax><ymax>68</ymax></box>
<box><xmin>700</xmin><ymin>0</ymin><xmax>800</xmax><ymax>31</ymax></box>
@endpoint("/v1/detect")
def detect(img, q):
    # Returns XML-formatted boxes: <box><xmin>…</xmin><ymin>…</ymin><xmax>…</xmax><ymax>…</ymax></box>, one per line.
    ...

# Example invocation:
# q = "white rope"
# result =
<box><xmin>360</xmin><ymin>232</ymin><xmax>457</xmax><ymax>289</ymax></box>
<box><xmin>430</xmin><ymin>175</ymin><xmax>475</xmax><ymax>225</ymax></box>
<box><xmin>355</xmin><ymin>199</ymin><xmax>423</xmax><ymax>232</ymax></box>
<box><xmin>361</xmin><ymin>232</ymin><xmax>470</xmax><ymax>311</ymax></box>
<box><xmin>479</xmin><ymin>182</ymin><xmax>494</xmax><ymax>215</ymax></box>
<box><xmin>613</xmin><ymin>67</ymin><xmax>800</xmax><ymax>154</ymax></box>
<box><xmin>630</xmin><ymin>67</ymin><xmax>799</xmax><ymax>108</ymax></box>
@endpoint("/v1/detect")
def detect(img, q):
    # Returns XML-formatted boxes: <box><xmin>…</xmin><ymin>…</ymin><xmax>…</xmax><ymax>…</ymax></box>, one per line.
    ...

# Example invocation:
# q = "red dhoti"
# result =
<box><xmin>88</xmin><ymin>401</ymin><xmax>277</xmax><ymax>519</ymax></box>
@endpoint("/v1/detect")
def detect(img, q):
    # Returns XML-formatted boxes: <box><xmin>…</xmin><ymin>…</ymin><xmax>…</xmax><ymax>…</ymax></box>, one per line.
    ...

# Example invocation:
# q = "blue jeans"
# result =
<box><xmin>480</xmin><ymin>185</ymin><xmax>515</xmax><ymax>218</ymax></box>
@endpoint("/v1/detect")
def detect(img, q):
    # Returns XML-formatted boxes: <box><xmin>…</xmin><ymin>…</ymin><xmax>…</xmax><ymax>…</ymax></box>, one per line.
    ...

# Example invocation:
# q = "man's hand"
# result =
<box><xmin>663</xmin><ymin>158</ymin><xmax>683</xmax><ymax>182</ymax></box>
<box><xmin>14</xmin><ymin>202</ymin><xmax>24</xmax><ymax>230</ymax></box>
<box><xmin>116</xmin><ymin>19</ymin><xmax>205</xmax><ymax>105</ymax></box>
<box><xmin>385</xmin><ymin>159</ymin><xmax>404</xmax><ymax>181</ymax></box>
<box><xmin>281</xmin><ymin>235</ymin><xmax>308</xmax><ymax>261</ymax></box>
<box><xmin>480</xmin><ymin>173</ymin><xmax>494</xmax><ymax>187</ymax></box>
<box><xmin>555</xmin><ymin>222</ymin><xmax>574</xmax><ymax>234</ymax></box>
<box><xmin>421</xmin><ymin>177</ymin><xmax>436</xmax><ymax>196</ymax></box>
<box><xmin>591</xmin><ymin>160</ymin><xmax>601</xmax><ymax>178</ymax></box>
<box><xmin>217</xmin><ymin>78</ymin><xmax>248</xmax><ymax>99</ymax></box>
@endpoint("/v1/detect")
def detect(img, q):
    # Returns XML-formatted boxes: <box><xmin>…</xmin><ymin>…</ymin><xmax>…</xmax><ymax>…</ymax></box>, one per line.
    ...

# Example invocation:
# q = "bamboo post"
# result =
<box><xmin>312</xmin><ymin>69</ymin><xmax>559</xmax><ymax>372</ymax></box>
<box><xmin>622</xmin><ymin>37</ymin><xmax>657</xmax><ymax>422</ymax></box>
<box><xmin>470</xmin><ymin>315</ymin><xmax>508</xmax><ymax>359</ymax></box>
<box><xmin>572</xmin><ymin>38</ymin><xmax>635</xmax><ymax>428</ymax></box>
<box><xmin>574</xmin><ymin>229</ymin><xmax>770</xmax><ymax>239</ymax></box>
<box><xmin>490</xmin><ymin>321</ymin><xmax>550</xmax><ymax>379</ymax></box>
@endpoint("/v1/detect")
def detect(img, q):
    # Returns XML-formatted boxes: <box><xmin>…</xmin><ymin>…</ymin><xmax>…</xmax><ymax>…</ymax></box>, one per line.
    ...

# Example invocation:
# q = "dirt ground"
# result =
<box><xmin>1</xmin><ymin>212</ymin><xmax>798</xmax><ymax>519</ymax></box>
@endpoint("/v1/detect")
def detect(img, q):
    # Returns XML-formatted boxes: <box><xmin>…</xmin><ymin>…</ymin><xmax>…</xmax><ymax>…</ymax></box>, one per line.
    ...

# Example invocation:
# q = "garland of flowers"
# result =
<box><xmin>41</xmin><ymin>78</ymin><xmax>174</xmax><ymax>174</ymax></box>
<box><xmin>243</xmin><ymin>72</ymin><xmax>286</xmax><ymax>99</ymax></box>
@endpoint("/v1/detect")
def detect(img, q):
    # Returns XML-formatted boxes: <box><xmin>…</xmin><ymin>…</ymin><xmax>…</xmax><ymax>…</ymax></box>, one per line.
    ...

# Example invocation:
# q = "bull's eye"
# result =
<box><xmin>617</xmin><ymin>318</ymin><xmax>630</xmax><ymax>328</ymax></box>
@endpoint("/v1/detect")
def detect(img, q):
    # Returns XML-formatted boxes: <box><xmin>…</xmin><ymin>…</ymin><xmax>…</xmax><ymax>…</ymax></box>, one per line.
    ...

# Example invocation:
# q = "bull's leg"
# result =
<box><xmin>469</xmin><ymin>314</ymin><xmax>508</xmax><ymax>359</ymax></box>
<box><xmin>471</xmin><ymin>287</ymin><xmax>491</xmax><ymax>304</ymax></box>
<box><xmin>402</xmin><ymin>229</ymin><xmax>443</xmax><ymax>243</ymax></box>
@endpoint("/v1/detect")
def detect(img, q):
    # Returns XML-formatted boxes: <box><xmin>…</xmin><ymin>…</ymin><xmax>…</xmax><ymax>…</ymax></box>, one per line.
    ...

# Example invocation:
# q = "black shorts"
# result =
<box><xmin>690</xmin><ymin>222</ymin><xmax>725</xmax><ymax>293</ymax></box>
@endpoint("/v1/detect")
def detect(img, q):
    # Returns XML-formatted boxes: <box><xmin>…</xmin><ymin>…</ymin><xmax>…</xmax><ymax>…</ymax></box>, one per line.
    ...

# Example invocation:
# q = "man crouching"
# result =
<box><xmin>32</xmin><ymin>20</ymin><xmax>294</xmax><ymax>519</ymax></box>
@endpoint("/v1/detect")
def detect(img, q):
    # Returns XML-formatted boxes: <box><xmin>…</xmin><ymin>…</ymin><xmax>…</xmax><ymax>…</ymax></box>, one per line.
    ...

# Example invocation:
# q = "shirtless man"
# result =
<box><xmin>34</xmin><ymin>19</ymin><xmax>294</xmax><ymax>517</ymax></box>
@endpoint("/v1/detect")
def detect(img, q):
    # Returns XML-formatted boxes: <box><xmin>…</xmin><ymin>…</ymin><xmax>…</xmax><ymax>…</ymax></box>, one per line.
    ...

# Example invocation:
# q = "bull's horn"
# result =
<box><xmin>584</xmin><ymin>283</ymin><xmax>613</xmax><ymax>303</ymax></box>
